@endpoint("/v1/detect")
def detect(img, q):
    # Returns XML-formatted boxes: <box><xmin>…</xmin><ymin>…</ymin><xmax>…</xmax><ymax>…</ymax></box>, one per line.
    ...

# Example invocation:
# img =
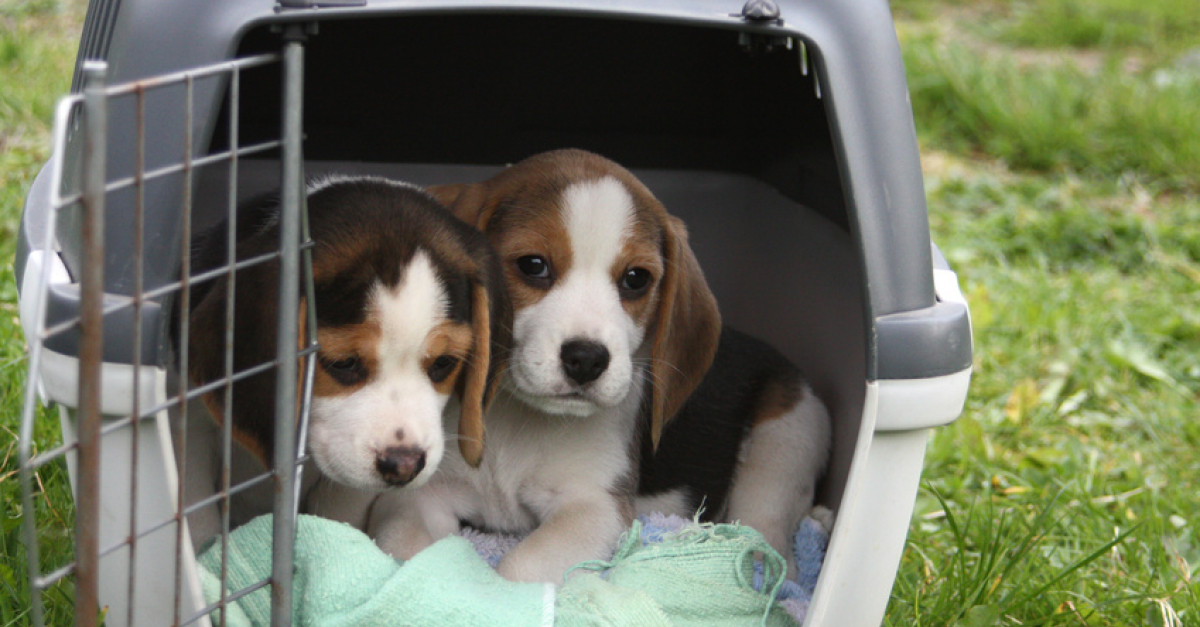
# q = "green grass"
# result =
<box><xmin>2</xmin><ymin>1</ymin><xmax>1199</xmax><ymax>626</ymax></box>
<box><xmin>1</xmin><ymin>2</ymin><xmax>82</xmax><ymax>625</ymax></box>
<box><xmin>890</xmin><ymin>158</ymin><xmax>1200</xmax><ymax>625</ymax></box>
<box><xmin>892</xmin><ymin>0</ymin><xmax>1200</xmax><ymax>58</ymax></box>
<box><xmin>893</xmin><ymin>0</ymin><xmax>1200</xmax><ymax>190</ymax></box>
<box><xmin>888</xmin><ymin>0</ymin><xmax>1199</xmax><ymax>624</ymax></box>
<box><xmin>1000</xmin><ymin>0</ymin><xmax>1200</xmax><ymax>56</ymax></box>
<box><xmin>898</xmin><ymin>32</ymin><xmax>1200</xmax><ymax>190</ymax></box>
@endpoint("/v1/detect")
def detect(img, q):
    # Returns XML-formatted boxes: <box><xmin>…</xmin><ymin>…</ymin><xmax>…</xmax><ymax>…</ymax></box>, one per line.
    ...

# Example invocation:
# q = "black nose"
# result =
<box><xmin>560</xmin><ymin>339</ymin><xmax>610</xmax><ymax>385</ymax></box>
<box><xmin>375</xmin><ymin>447</ymin><xmax>426</xmax><ymax>486</ymax></box>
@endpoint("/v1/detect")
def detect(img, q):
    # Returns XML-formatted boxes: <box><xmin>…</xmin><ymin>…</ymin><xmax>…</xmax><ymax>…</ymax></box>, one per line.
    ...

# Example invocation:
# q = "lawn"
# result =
<box><xmin>1</xmin><ymin>2</ymin><xmax>81</xmax><ymax>625</ymax></box>
<box><xmin>2</xmin><ymin>1</ymin><xmax>1198</xmax><ymax>626</ymax></box>
<box><xmin>890</xmin><ymin>1</ymin><xmax>1199</xmax><ymax>624</ymax></box>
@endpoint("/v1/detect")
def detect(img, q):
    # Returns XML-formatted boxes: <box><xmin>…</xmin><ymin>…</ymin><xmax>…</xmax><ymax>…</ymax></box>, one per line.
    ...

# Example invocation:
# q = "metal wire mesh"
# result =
<box><xmin>19</xmin><ymin>40</ymin><xmax>314</xmax><ymax>627</ymax></box>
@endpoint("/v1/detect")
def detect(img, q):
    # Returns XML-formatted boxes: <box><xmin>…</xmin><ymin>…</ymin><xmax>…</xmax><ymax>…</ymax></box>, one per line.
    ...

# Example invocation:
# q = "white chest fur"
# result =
<box><xmin>367</xmin><ymin>374</ymin><xmax>645</xmax><ymax>583</ymax></box>
<box><xmin>440</xmin><ymin>373</ymin><xmax>644</xmax><ymax>533</ymax></box>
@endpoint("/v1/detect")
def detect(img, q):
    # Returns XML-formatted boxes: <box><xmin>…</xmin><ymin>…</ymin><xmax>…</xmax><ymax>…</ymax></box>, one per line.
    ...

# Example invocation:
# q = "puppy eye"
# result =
<box><xmin>320</xmin><ymin>354</ymin><xmax>368</xmax><ymax>386</ymax></box>
<box><xmin>427</xmin><ymin>355</ymin><xmax>459</xmax><ymax>383</ymax></box>
<box><xmin>515</xmin><ymin>255</ymin><xmax>553</xmax><ymax>287</ymax></box>
<box><xmin>618</xmin><ymin>267</ymin><xmax>653</xmax><ymax>298</ymax></box>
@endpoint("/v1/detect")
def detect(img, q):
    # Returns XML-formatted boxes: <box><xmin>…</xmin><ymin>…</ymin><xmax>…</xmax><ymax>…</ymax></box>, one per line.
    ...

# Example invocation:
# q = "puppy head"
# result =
<box><xmin>186</xmin><ymin>178</ymin><xmax>507</xmax><ymax>489</ymax></box>
<box><xmin>430</xmin><ymin>149</ymin><xmax>719</xmax><ymax>446</ymax></box>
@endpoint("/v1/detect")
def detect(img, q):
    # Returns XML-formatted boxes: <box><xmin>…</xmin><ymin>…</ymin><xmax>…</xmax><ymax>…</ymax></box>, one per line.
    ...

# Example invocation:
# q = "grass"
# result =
<box><xmin>887</xmin><ymin>1</ymin><xmax>1200</xmax><ymax>622</ymax></box>
<box><xmin>998</xmin><ymin>0</ymin><xmax>1200</xmax><ymax>57</ymax></box>
<box><xmin>892</xmin><ymin>0</ymin><xmax>1200</xmax><ymax>59</ymax></box>
<box><xmin>1</xmin><ymin>1</ymin><xmax>1199</xmax><ymax>626</ymax></box>
<box><xmin>902</xmin><ymin>38</ymin><xmax>1200</xmax><ymax>189</ymax></box>
<box><xmin>1</xmin><ymin>2</ymin><xmax>83</xmax><ymax>625</ymax></box>
<box><xmin>893</xmin><ymin>0</ymin><xmax>1200</xmax><ymax>190</ymax></box>
<box><xmin>890</xmin><ymin>156</ymin><xmax>1200</xmax><ymax>625</ymax></box>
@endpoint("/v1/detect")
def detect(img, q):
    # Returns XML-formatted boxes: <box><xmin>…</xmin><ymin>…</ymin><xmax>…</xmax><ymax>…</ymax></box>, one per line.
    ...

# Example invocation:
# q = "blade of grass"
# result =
<box><xmin>1008</xmin><ymin>525</ymin><xmax>1139</xmax><ymax>609</ymax></box>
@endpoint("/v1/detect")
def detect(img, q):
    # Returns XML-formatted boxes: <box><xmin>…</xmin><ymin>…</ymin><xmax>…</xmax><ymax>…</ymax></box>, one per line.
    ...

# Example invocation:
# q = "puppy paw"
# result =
<box><xmin>373</xmin><ymin>524</ymin><xmax>434</xmax><ymax>561</ymax></box>
<box><xmin>496</xmin><ymin>551</ymin><xmax>568</xmax><ymax>585</ymax></box>
<box><xmin>810</xmin><ymin>505</ymin><xmax>836</xmax><ymax>533</ymax></box>
<box><xmin>368</xmin><ymin>504</ymin><xmax>436</xmax><ymax>561</ymax></box>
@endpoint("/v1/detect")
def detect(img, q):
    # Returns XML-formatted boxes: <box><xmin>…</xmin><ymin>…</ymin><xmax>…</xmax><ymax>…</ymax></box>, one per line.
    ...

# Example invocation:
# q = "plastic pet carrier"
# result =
<box><xmin>16</xmin><ymin>1</ymin><xmax>972</xmax><ymax>625</ymax></box>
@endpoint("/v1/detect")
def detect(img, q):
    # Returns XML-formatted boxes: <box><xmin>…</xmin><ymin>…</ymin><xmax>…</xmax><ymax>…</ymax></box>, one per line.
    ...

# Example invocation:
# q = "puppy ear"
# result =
<box><xmin>187</xmin><ymin>270</ymin><xmax>272</xmax><ymax>466</ymax></box>
<box><xmin>425</xmin><ymin>183</ymin><xmax>471</xmax><ymax>211</ymax></box>
<box><xmin>426</xmin><ymin>183</ymin><xmax>498</xmax><ymax>230</ymax></box>
<box><xmin>187</xmin><ymin>256</ymin><xmax>299</xmax><ymax>469</ymax></box>
<box><xmin>457</xmin><ymin>281</ymin><xmax>492</xmax><ymax>467</ymax></box>
<box><xmin>186</xmin><ymin>277</ymin><xmax>233</xmax><ymax>436</ymax></box>
<box><xmin>649</xmin><ymin>216</ymin><xmax>721</xmax><ymax>450</ymax></box>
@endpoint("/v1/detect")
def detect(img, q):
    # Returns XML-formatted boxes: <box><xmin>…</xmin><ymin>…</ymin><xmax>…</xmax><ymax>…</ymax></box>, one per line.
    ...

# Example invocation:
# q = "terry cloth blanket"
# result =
<box><xmin>198</xmin><ymin>512</ymin><xmax>830</xmax><ymax>627</ymax></box>
<box><xmin>458</xmin><ymin>511</ymin><xmax>830</xmax><ymax>622</ymax></box>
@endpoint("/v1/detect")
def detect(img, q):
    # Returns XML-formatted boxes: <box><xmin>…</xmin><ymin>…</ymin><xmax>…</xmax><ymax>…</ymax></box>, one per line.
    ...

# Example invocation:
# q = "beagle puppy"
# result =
<box><xmin>182</xmin><ymin>177</ymin><xmax>508</xmax><ymax>531</ymax></box>
<box><xmin>637</xmin><ymin>327</ymin><xmax>832</xmax><ymax>569</ymax></box>
<box><xmin>369</xmin><ymin>149</ymin><xmax>828</xmax><ymax>583</ymax></box>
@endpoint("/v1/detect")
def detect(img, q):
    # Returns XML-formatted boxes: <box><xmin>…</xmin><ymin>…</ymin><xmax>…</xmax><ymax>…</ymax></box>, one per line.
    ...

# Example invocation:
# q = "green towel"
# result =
<box><xmin>558</xmin><ymin>520</ymin><xmax>796</xmax><ymax>627</ymax></box>
<box><xmin>198</xmin><ymin>515</ymin><xmax>797</xmax><ymax>627</ymax></box>
<box><xmin>197</xmin><ymin>515</ymin><xmax>552</xmax><ymax>627</ymax></box>
<box><xmin>556</xmin><ymin>573</ymin><xmax>673</xmax><ymax>627</ymax></box>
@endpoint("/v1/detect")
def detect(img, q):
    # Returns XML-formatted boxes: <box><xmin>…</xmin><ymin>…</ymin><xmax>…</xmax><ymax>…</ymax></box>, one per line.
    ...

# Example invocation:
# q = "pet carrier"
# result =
<box><xmin>16</xmin><ymin>1</ymin><xmax>973</xmax><ymax>626</ymax></box>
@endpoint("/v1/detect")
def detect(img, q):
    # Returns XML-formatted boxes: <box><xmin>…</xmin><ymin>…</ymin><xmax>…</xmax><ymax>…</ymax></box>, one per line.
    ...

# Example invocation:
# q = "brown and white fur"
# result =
<box><xmin>369</xmin><ymin>149</ymin><xmax>829</xmax><ymax>582</ymax></box>
<box><xmin>181</xmin><ymin>177</ymin><xmax>507</xmax><ymax>533</ymax></box>
<box><xmin>637</xmin><ymin>326</ymin><xmax>832</xmax><ymax>568</ymax></box>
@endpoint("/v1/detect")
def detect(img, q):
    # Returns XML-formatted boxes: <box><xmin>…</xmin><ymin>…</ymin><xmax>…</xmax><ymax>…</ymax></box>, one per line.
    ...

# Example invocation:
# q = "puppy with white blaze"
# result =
<box><xmin>181</xmin><ymin>177</ymin><xmax>508</xmax><ymax>537</ymax></box>
<box><xmin>369</xmin><ymin>149</ymin><xmax>830</xmax><ymax>584</ymax></box>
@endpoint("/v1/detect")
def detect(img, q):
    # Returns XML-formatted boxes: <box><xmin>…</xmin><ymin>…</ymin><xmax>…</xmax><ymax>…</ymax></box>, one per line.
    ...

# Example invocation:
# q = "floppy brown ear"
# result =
<box><xmin>186</xmin><ymin>258</ymin><xmax>299</xmax><ymax>468</ymax></box>
<box><xmin>458</xmin><ymin>275</ymin><xmax>511</xmax><ymax>463</ymax></box>
<box><xmin>649</xmin><ymin>216</ymin><xmax>721</xmax><ymax>450</ymax></box>
<box><xmin>457</xmin><ymin>281</ymin><xmax>492</xmax><ymax>467</ymax></box>
<box><xmin>426</xmin><ymin>183</ymin><xmax>498</xmax><ymax>230</ymax></box>
<box><xmin>187</xmin><ymin>279</ymin><xmax>240</xmax><ymax>450</ymax></box>
<box><xmin>425</xmin><ymin>183</ymin><xmax>470</xmax><ymax>211</ymax></box>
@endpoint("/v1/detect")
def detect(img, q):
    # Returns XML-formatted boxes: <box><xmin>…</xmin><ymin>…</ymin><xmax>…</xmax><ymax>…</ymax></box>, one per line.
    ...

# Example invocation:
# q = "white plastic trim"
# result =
<box><xmin>57</xmin><ymin>401</ymin><xmax>212</xmax><ymax>627</ymax></box>
<box><xmin>37</xmin><ymin>348</ymin><xmax>166</xmax><ymax>417</ymax></box>
<box><xmin>19</xmin><ymin>250</ymin><xmax>71</xmax><ymax>341</ymax></box>
<box><xmin>805</xmin><ymin>382</ymin><xmax>931</xmax><ymax>627</ymax></box>
<box><xmin>872</xmin><ymin>368</ymin><xmax>971</xmax><ymax>432</ymax></box>
<box><xmin>21</xmin><ymin>249</ymin><xmax>169</xmax><ymax>416</ymax></box>
<box><xmin>19</xmin><ymin>250</ymin><xmax>70</xmax><ymax>404</ymax></box>
<box><xmin>934</xmin><ymin>266</ymin><xmax>974</xmax><ymax>349</ymax></box>
<box><xmin>866</xmin><ymin>264</ymin><xmax>973</xmax><ymax>432</ymax></box>
<box><xmin>932</xmin><ymin>267</ymin><xmax>966</xmax><ymax>306</ymax></box>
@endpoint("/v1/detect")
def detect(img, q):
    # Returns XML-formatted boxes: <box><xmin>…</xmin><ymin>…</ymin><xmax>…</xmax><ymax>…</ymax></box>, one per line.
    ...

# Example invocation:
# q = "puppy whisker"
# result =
<box><xmin>443</xmin><ymin>433</ymin><xmax>483</xmax><ymax>445</ymax></box>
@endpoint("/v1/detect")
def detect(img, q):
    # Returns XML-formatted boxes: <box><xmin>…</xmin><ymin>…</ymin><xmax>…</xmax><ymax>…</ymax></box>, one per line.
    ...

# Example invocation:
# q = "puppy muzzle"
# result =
<box><xmin>560</xmin><ymin>339</ymin><xmax>611</xmax><ymax>385</ymax></box>
<box><xmin>375</xmin><ymin>446</ymin><xmax>427</xmax><ymax>486</ymax></box>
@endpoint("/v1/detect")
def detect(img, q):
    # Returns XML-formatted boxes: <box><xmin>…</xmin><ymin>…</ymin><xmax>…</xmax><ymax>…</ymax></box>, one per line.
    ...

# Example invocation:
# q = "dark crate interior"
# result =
<box><xmin>197</xmin><ymin>12</ymin><xmax>864</xmax><ymax>508</ymax></box>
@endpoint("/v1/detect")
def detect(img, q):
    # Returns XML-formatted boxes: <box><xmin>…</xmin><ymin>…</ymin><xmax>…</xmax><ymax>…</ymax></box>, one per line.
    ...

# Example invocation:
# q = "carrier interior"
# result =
<box><xmin>197</xmin><ymin>12</ymin><xmax>866</xmax><ymax>510</ymax></box>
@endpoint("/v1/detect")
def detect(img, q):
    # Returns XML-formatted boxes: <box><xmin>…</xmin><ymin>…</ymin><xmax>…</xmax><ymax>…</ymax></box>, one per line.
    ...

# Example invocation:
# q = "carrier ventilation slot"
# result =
<box><xmin>71</xmin><ymin>0</ymin><xmax>121</xmax><ymax>93</ymax></box>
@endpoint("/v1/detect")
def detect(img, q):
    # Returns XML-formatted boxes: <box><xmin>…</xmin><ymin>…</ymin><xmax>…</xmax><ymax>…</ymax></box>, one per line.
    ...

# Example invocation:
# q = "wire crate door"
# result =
<box><xmin>19</xmin><ymin>41</ymin><xmax>312</xmax><ymax>627</ymax></box>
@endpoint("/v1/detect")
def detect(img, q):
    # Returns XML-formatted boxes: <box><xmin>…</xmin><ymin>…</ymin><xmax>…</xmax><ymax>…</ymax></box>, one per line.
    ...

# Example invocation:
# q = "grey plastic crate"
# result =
<box><xmin>17</xmin><ymin>2</ymin><xmax>972</xmax><ymax>626</ymax></box>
